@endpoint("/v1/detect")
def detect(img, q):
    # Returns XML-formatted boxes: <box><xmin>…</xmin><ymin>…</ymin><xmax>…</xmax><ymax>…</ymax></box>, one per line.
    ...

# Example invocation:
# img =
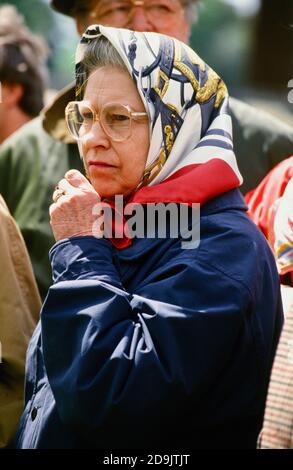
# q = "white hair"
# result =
<box><xmin>81</xmin><ymin>36</ymin><xmax>128</xmax><ymax>75</ymax></box>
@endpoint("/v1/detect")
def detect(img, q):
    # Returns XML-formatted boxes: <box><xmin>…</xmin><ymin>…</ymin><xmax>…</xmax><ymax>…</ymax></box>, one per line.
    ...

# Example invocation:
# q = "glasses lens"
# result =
<box><xmin>66</xmin><ymin>102</ymin><xmax>94</xmax><ymax>140</ymax></box>
<box><xmin>102</xmin><ymin>104</ymin><xmax>131</xmax><ymax>141</ymax></box>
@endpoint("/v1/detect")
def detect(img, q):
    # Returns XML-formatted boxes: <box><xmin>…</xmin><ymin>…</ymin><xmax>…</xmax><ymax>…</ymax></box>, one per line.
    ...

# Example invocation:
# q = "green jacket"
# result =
<box><xmin>0</xmin><ymin>84</ymin><xmax>292</xmax><ymax>297</ymax></box>
<box><xmin>0</xmin><ymin>108</ymin><xmax>83</xmax><ymax>298</ymax></box>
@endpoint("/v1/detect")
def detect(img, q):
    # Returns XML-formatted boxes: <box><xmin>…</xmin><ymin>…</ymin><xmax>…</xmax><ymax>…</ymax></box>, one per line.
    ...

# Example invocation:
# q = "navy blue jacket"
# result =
<box><xmin>16</xmin><ymin>189</ymin><xmax>283</xmax><ymax>449</ymax></box>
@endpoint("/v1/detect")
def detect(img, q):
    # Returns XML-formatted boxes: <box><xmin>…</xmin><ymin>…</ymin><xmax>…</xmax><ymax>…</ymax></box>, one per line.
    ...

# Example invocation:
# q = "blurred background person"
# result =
<box><xmin>246</xmin><ymin>157</ymin><xmax>293</xmax><ymax>448</ymax></box>
<box><xmin>0</xmin><ymin>0</ymin><xmax>292</xmax><ymax>300</ymax></box>
<box><xmin>0</xmin><ymin>5</ymin><xmax>44</xmax><ymax>448</ymax></box>
<box><xmin>257</xmin><ymin>176</ymin><xmax>293</xmax><ymax>448</ymax></box>
<box><xmin>246</xmin><ymin>157</ymin><xmax>293</xmax><ymax>294</ymax></box>
<box><xmin>0</xmin><ymin>4</ymin><xmax>48</xmax><ymax>143</ymax></box>
<box><xmin>0</xmin><ymin>195</ymin><xmax>41</xmax><ymax>449</ymax></box>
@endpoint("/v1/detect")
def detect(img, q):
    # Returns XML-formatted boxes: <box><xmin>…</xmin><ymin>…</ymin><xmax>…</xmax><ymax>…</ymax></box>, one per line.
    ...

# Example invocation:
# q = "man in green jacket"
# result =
<box><xmin>0</xmin><ymin>0</ymin><xmax>292</xmax><ymax>298</ymax></box>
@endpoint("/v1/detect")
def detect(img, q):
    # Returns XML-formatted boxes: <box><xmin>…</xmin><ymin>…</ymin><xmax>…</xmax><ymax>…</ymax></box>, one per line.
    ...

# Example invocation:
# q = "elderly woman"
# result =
<box><xmin>16</xmin><ymin>26</ymin><xmax>283</xmax><ymax>449</ymax></box>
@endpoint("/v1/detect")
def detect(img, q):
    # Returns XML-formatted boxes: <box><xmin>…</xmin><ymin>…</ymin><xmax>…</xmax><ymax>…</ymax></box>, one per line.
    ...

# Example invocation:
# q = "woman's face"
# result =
<box><xmin>80</xmin><ymin>66</ymin><xmax>150</xmax><ymax>199</ymax></box>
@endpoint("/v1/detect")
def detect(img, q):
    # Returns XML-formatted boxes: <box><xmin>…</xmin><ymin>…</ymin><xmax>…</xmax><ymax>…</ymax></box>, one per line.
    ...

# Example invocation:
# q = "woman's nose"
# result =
<box><xmin>82</xmin><ymin>121</ymin><xmax>110</xmax><ymax>150</ymax></box>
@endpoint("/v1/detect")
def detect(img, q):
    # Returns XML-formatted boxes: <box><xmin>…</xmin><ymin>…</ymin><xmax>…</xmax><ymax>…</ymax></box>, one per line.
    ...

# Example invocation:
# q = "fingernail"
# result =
<box><xmin>66</xmin><ymin>170</ymin><xmax>78</xmax><ymax>178</ymax></box>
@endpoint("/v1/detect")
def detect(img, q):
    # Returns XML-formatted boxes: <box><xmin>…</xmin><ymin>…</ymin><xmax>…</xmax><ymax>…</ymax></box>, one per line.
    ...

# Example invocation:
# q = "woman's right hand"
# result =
<box><xmin>49</xmin><ymin>170</ymin><xmax>103</xmax><ymax>242</ymax></box>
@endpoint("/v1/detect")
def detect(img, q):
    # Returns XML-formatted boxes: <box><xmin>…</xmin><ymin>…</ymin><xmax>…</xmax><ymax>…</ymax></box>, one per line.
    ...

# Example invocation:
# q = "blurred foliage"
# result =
<box><xmin>190</xmin><ymin>0</ymin><xmax>256</xmax><ymax>92</ymax></box>
<box><xmin>0</xmin><ymin>0</ymin><xmax>54</xmax><ymax>35</ymax></box>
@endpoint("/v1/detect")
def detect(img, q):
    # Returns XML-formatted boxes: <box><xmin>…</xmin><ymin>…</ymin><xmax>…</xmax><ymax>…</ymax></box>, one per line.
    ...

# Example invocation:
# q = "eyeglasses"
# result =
<box><xmin>65</xmin><ymin>101</ymin><xmax>148</xmax><ymax>142</ymax></box>
<box><xmin>90</xmin><ymin>0</ymin><xmax>185</xmax><ymax>28</ymax></box>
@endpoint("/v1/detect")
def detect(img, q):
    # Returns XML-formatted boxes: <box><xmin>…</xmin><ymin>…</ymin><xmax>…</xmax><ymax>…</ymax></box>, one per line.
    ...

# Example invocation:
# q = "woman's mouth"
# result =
<box><xmin>88</xmin><ymin>161</ymin><xmax>116</xmax><ymax>168</ymax></box>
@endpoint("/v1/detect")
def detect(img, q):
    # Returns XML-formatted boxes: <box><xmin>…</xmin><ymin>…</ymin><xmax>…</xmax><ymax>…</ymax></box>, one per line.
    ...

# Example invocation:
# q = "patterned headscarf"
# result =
<box><xmin>75</xmin><ymin>25</ymin><xmax>242</xmax><ymax>206</ymax></box>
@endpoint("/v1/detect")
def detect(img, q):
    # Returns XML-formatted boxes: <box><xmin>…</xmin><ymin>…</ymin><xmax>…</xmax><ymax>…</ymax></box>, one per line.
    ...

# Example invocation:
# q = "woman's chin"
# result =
<box><xmin>91</xmin><ymin>182</ymin><xmax>121</xmax><ymax>200</ymax></box>
<box><xmin>89</xmin><ymin>175</ymin><xmax>115</xmax><ymax>198</ymax></box>
<box><xmin>89</xmin><ymin>175</ymin><xmax>136</xmax><ymax>200</ymax></box>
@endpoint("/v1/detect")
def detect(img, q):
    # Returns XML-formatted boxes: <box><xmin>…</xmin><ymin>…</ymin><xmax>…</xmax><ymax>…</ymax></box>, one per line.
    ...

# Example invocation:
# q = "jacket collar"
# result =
<box><xmin>200</xmin><ymin>188</ymin><xmax>247</xmax><ymax>216</ymax></box>
<box><xmin>41</xmin><ymin>82</ymin><xmax>75</xmax><ymax>143</ymax></box>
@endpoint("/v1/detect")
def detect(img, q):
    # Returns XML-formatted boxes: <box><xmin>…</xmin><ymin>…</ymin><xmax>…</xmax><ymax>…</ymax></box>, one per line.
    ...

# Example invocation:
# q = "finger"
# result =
<box><xmin>52</xmin><ymin>189</ymin><xmax>61</xmax><ymax>203</ymax></box>
<box><xmin>52</xmin><ymin>188</ymin><xmax>70</xmax><ymax>204</ymax></box>
<box><xmin>65</xmin><ymin>169</ymin><xmax>93</xmax><ymax>190</ymax></box>
<box><xmin>57</xmin><ymin>178</ymin><xmax>78</xmax><ymax>194</ymax></box>
<box><xmin>49</xmin><ymin>202</ymin><xmax>57</xmax><ymax>217</ymax></box>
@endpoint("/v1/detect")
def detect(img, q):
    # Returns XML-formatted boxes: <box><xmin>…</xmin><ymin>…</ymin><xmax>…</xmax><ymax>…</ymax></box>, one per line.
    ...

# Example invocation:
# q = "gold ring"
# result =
<box><xmin>52</xmin><ymin>189</ymin><xmax>66</xmax><ymax>203</ymax></box>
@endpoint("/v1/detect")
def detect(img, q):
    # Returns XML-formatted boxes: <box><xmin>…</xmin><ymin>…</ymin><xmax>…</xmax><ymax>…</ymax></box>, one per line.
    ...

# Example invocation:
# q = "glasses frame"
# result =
<box><xmin>65</xmin><ymin>100</ymin><xmax>148</xmax><ymax>142</ymax></box>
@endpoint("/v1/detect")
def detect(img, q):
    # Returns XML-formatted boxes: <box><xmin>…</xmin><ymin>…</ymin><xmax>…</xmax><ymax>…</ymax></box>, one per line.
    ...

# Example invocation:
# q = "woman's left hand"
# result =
<box><xmin>50</xmin><ymin>170</ymin><xmax>102</xmax><ymax>242</ymax></box>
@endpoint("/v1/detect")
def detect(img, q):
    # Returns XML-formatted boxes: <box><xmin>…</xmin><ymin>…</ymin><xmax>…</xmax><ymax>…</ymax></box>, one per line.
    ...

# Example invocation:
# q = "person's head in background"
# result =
<box><xmin>0</xmin><ymin>5</ymin><xmax>48</xmax><ymax>144</ymax></box>
<box><xmin>51</xmin><ymin>0</ymin><xmax>199</xmax><ymax>42</ymax></box>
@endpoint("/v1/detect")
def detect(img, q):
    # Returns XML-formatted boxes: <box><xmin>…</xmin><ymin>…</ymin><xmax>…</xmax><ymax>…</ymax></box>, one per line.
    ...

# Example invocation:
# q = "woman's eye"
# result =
<box><xmin>116</xmin><ymin>114</ymin><xmax>129</xmax><ymax>121</ymax></box>
<box><xmin>111</xmin><ymin>113</ymin><xmax>130</xmax><ymax>123</ymax></box>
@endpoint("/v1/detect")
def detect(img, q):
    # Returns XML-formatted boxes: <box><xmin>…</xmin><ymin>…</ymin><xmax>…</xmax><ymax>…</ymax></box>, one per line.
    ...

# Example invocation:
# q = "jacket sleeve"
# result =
<box><xmin>41</xmin><ymin>236</ymin><xmax>251</xmax><ymax>447</ymax></box>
